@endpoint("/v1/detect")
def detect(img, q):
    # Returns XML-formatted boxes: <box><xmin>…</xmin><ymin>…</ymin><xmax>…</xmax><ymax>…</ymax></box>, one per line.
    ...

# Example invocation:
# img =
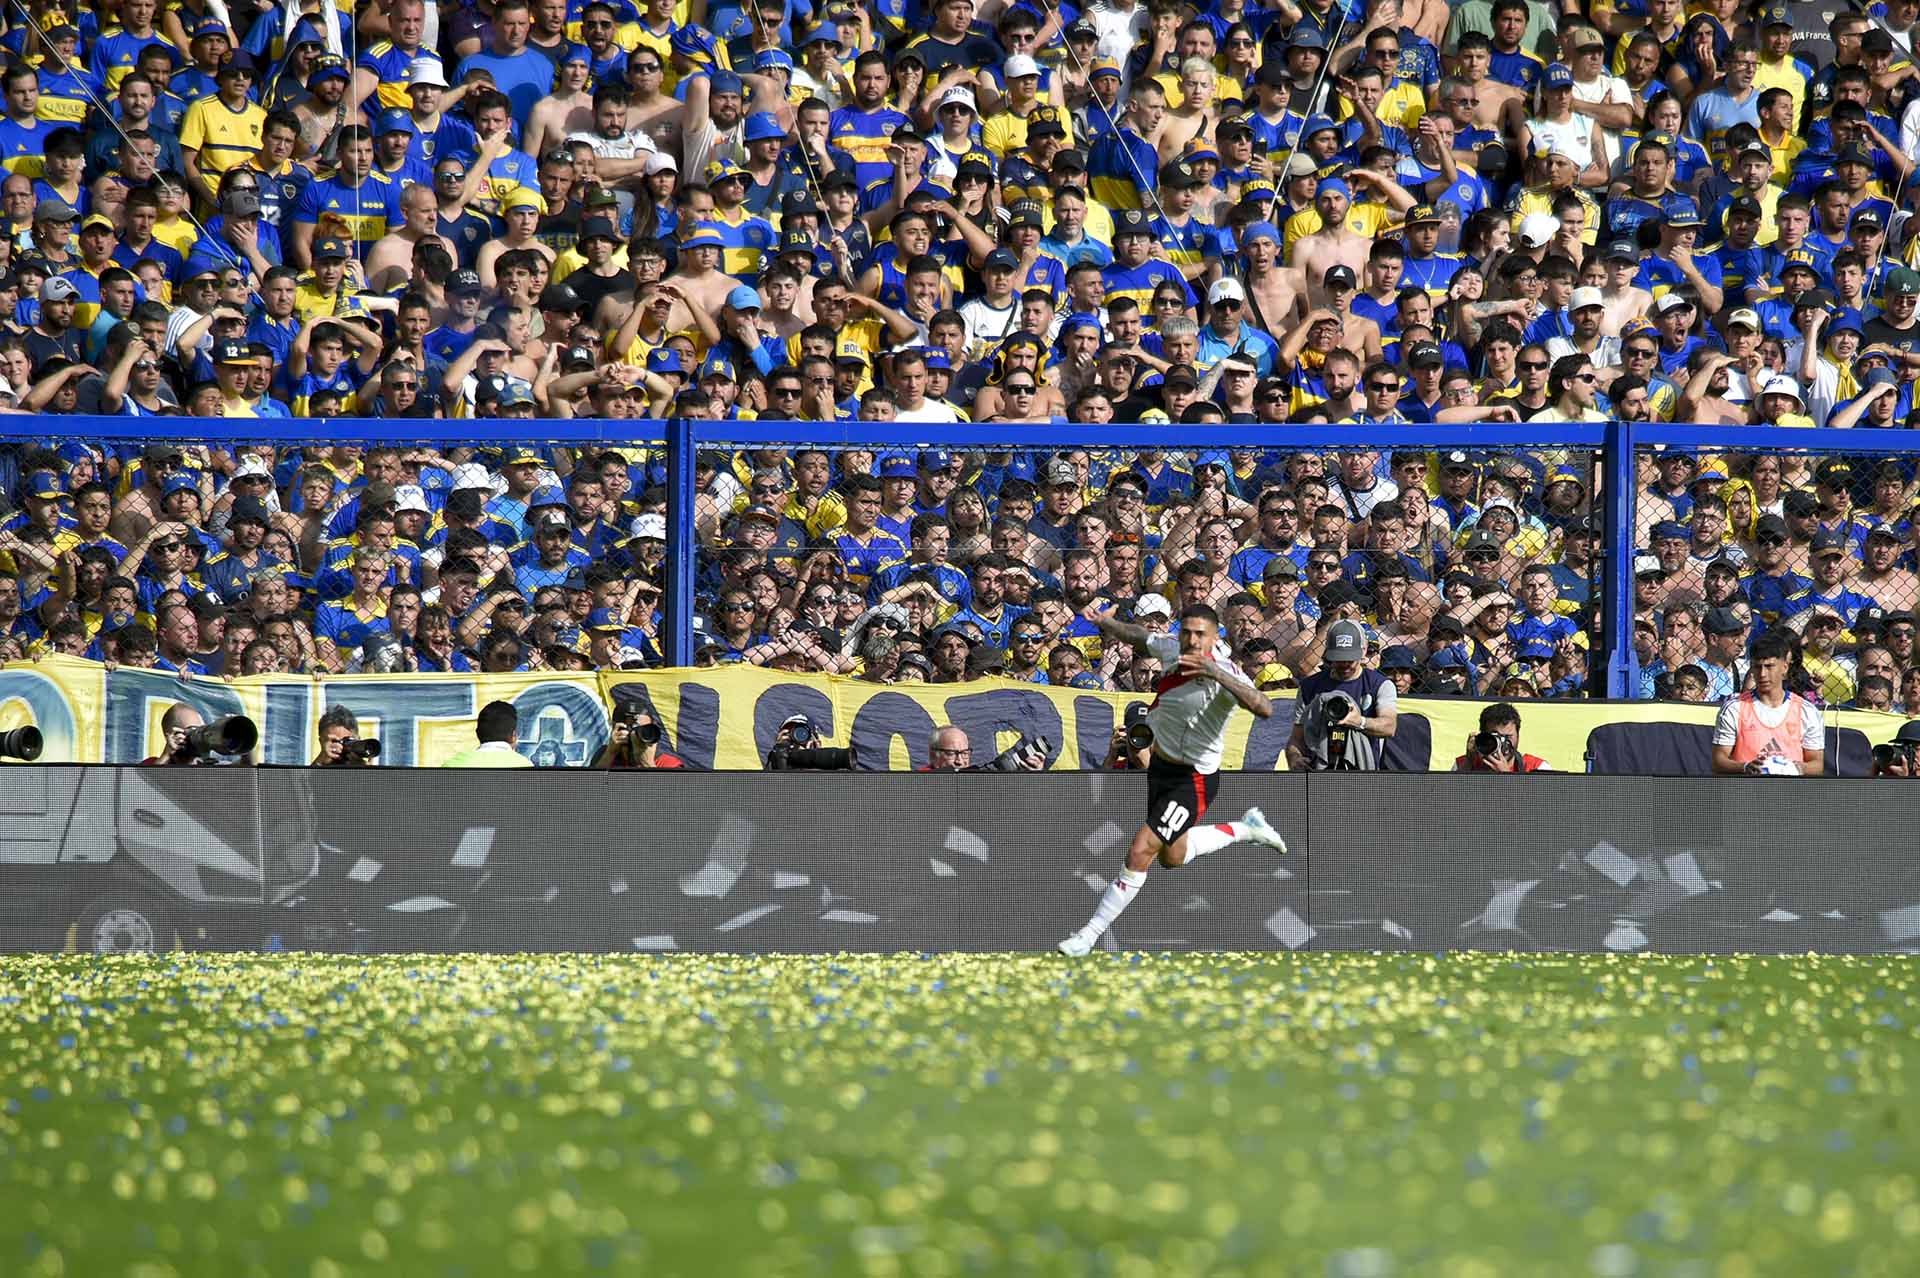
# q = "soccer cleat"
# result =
<box><xmin>1056</xmin><ymin>929</ymin><xmax>1096</xmax><ymax>956</ymax></box>
<box><xmin>1240</xmin><ymin>807</ymin><xmax>1288</xmax><ymax>854</ymax></box>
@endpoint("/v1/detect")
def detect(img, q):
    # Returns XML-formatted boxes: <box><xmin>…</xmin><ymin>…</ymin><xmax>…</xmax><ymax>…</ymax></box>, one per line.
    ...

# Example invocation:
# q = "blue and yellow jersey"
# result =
<box><xmin>90</xmin><ymin>28</ymin><xmax>178</xmax><ymax>92</ymax></box>
<box><xmin>293</xmin><ymin>171</ymin><xmax>401</xmax><ymax>248</ymax></box>
<box><xmin>1401</xmin><ymin>251</ymin><xmax>1464</xmax><ymax>298</ymax></box>
<box><xmin>1147</xmin><ymin>214</ymin><xmax>1218</xmax><ymax>273</ymax></box>
<box><xmin>112</xmin><ymin>237</ymin><xmax>185</xmax><ymax>291</ymax></box>
<box><xmin>58</xmin><ymin>264</ymin><xmax>118</xmax><ymax>331</ymax></box>
<box><xmin>472</xmin><ymin>147</ymin><xmax>539</xmax><ymax>218</ymax></box>
<box><xmin>1099</xmin><ymin>259</ymin><xmax>1194</xmax><ymax>311</ymax></box>
<box><xmin>293</xmin><ymin>275</ymin><xmax>371</xmax><ymax>321</ymax></box>
<box><xmin>708</xmin><ymin>207</ymin><xmax>776</xmax><ymax>280</ymax></box>
<box><xmin>1016</xmin><ymin>255</ymin><xmax>1067</xmax><ymax>305</ymax></box>
<box><xmin>1489</xmin><ymin>45</ymin><xmax>1545</xmax><ymax>93</ymax></box>
<box><xmin>284</xmin><ymin>363</ymin><xmax>363</xmax><ymax>418</ymax></box>
<box><xmin>829</xmin><ymin>527</ymin><xmax>907</xmax><ymax>589</ymax></box>
<box><xmin>0</xmin><ymin>115</ymin><xmax>48</xmax><ymax>176</ymax></box>
<box><xmin>357</xmin><ymin>40</ymin><xmax>433</xmax><ymax>110</ymax></box>
<box><xmin>1088</xmin><ymin>126</ymin><xmax>1158</xmax><ymax>212</ymax></box>
<box><xmin>36</xmin><ymin>66</ymin><xmax>103</xmax><ymax>125</ymax></box>
<box><xmin>828</xmin><ymin>105</ymin><xmax>910</xmax><ymax>189</ymax></box>
<box><xmin>178</xmin><ymin>97</ymin><xmax>267</xmax><ymax>177</ymax></box>
<box><xmin>168</xmin><ymin>65</ymin><xmax>220</xmax><ymax>102</ymax></box>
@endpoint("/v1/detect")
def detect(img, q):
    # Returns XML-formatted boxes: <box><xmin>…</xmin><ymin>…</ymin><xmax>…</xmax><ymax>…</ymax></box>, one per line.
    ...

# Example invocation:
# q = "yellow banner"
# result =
<box><xmin>0</xmin><ymin>656</ymin><xmax>1907</xmax><ymax>771</ymax></box>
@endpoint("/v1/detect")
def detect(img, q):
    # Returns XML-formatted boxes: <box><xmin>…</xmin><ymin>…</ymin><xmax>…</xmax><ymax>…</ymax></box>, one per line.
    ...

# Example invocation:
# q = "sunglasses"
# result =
<box><xmin>1215</xmin><ymin>299</ymin><xmax>1242</xmax><ymax>311</ymax></box>
<box><xmin>721</xmin><ymin>602</ymin><xmax>755</xmax><ymax>613</ymax></box>
<box><xmin>1005</xmin><ymin>383</ymin><xmax>1037</xmax><ymax>393</ymax></box>
<box><xmin>1518</xmin><ymin>360</ymin><xmax>1549</xmax><ymax>371</ymax></box>
<box><xmin>1466</xmin><ymin>549</ymin><xmax>1500</xmax><ymax>563</ymax></box>
<box><xmin>1012</xmin><ymin>632</ymin><xmax>1044</xmax><ymax>643</ymax></box>
<box><xmin>1573</xmin><ymin>373</ymin><xmax>1597</xmax><ymax>383</ymax></box>
<box><xmin>1625</xmin><ymin>346</ymin><xmax>1656</xmax><ymax>357</ymax></box>
<box><xmin>1308</xmin><ymin>559</ymin><xmax>1341</xmax><ymax>570</ymax></box>
<box><xmin>1367</xmin><ymin>381</ymin><xmax>1401</xmax><ymax>392</ymax></box>
<box><xmin>769</xmin><ymin>385</ymin><xmax>803</xmax><ymax>396</ymax></box>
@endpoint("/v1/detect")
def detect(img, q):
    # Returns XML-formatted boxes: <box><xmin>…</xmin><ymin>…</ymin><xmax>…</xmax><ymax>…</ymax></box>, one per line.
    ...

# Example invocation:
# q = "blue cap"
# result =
<box><xmin>192</xmin><ymin>16</ymin><xmax>227</xmax><ymax>37</ymax></box>
<box><xmin>709</xmin><ymin>69</ymin><xmax>744</xmax><ymax>96</ymax></box>
<box><xmin>1301</xmin><ymin>113</ymin><xmax>1338</xmax><ymax>139</ymax></box>
<box><xmin>162</xmin><ymin>473</ymin><xmax>198</xmax><ymax>496</ymax></box>
<box><xmin>1289</xmin><ymin>27</ymin><xmax>1327</xmax><ymax>50</ymax></box>
<box><xmin>586</xmin><ymin>607</ymin><xmax>626</xmax><ymax>632</ymax></box>
<box><xmin>1195</xmin><ymin>449</ymin><xmax>1230</xmax><ymax>472</ymax></box>
<box><xmin>1665</xmin><ymin>194</ymin><xmax>1703</xmax><ymax>228</ymax></box>
<box><xmin>725</xmin><ymin>283</ymin><xmax>762</xmax><ymax>309</ymax></box>
<box><xmin>375</xmin><ymin>107</ymin><xmax>412</xmax><ymax>135</ymax></box>
<box><xmin>922</xmin><ymin>348</ymin><xmax>951</xmax><ymax>371</ymax></box>
<box><xmin>1520</xmin><ymin>637</ymin><xmax>1556</xmax><ymax>660</ymax></box>
<box><xmin>920</xmin><ymin>449</ymin><xmax>953</xmax><ymax>471</ymax></box>
<box><xmin>880</xmin><ymin>456</ymin><xmax>916</xmax><ymax>478</ymax></box>
<box><xmin>25</xmin><ymin>470</ymin><xmax>63</xmax><ymax>499</ymax></box>
<box><xmin>753</xmin><ymin>49</ymin><xmax>794</xmax><ymax>72</ymax></box>
<box><xmin>1069</xmin><ymin>672</ymin><xmax>1104</xmax><ymax>690</ymax></box>
<box><xmin>984</xmin><ymin>247</ymin><xmax>1019</xmax><ymax>271</ymax></box>
<box><xmin>743</xmin><ymin>110</ymin><xmax>785</xmax><ymax>142</ymax></box>
<box><xmin>1543</xmin><ymin>62</ymin><xmax>1573</xmax><ymax>89</ymax></box>
<box><xmin>646</xmin><ymin>348</ymin><xmax>684</xmax><ymax>374</ymax></box>
<box><xmin>1428</xmin><ymin>645</ymin><xmax>1470</xmax><ymax>671</ymax></box>
<box><xmin>681</xmin><ymin>223</ymin><xmax>726</xmax><ymax>250</ymax></box>
<box><xmin>529</xmin><ymin>484</ymin><xmax>566</xmax><ymax>509</ymax></box>
<box><xmin>496</xmin><ymin>381</ymin><xmax>535</xmax><ymax>409</ymax></box>
<box><xmin>1652</xmin><ymin>519</ymin><xmax>1689</xmax><ymax>540</ymax></box>
<box><xmin>804</xmin><ymin>20</ymin><xmax>839</xmax><ymax>44</ymax></box>
<box><xmin>562</xmin><ymin>42</ymin><xmax>591</xmax><ymax>65</ymax></box>
<box><xmin>671</xmin><ymin>25</ymin><xmax>716</xmax><ymax>54</ymax></box>
<box><xmin>1241</xmin><ymin>220</ymin><xmax>1280</xmax><ymax>245</ymax></box>
<box><xmin>702</xmin><ymin>352</ymin><xmax>737</xmax><ymax>380</ymax></box>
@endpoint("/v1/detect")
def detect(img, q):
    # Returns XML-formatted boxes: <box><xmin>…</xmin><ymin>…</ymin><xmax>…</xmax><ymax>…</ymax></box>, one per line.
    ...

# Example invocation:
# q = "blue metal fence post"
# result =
<box><xmin>1603</xmin><ymin>419</ymin><xmax>1640</xmax><ymax>699</ymax></box>
<box><xmin>665</xmin><ymin>415</ymin><xmax>695</xmax><ymax>666</ymax></box>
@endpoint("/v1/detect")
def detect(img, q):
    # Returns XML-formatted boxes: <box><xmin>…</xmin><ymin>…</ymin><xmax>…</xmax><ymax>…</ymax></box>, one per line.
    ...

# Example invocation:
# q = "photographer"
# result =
<box><xmin>1104</xmin><ymin>703</ymin><xmax>1154</xmax><ymax>770</ymax></box>
<box><xmin>1872</xmin><ymin>722</ymin><xmax>1920</xmax><ymax>778</ymax></box>
<box><xmin>594</xmin><ymin>704</ymin><xmax>687</xmax><ymax>769</ymax></box>
<box><xmin>923</xmin><ymin>725</ymin><xmax>1048</xmax><ymax>772</ymax></box>
<box><xmin>1452</xmin><ymin>703</ymin><xmax>1550</xmax><ymax>773</ymax></box>
<box><xmin>141</xmin><ymin>704</ymin><xmax>259</xmax><ymax>766</ymax></box>
<box><xmin>1286</xmin><ymin>621</ymin><xmax>1397</xmax><ymax>771</ymax></box>
<box><xmin>765</xmin><ymin>714</ymin><xmax>855</xmax><ymax>771</ymax></box>
<box><xmin>312</xmin><ymin>706</ymin><xmax>380</xmax><ymax>766</ymax></box>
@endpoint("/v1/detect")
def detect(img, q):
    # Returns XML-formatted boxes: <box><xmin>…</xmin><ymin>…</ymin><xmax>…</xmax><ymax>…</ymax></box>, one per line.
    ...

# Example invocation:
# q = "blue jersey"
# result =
<box><xmin>828</xmin><ymin>105</ymin><xmax>911</xmax><ymax>189</ymax></box>
<box><xmin>1401</xmin><ymin>252</ymin><xmax>1463</xmax><ymax>297</ymax></box>
<box><xmin>293</xmin><ymin>171</ymin><xmax>402</xmax><ymax>249</ymax></box>
<box><xmin>1088</xmin><ymin>127</ymin><xmax>1159</xmax><ymax>212</ymax></box>
<box><xmin>829</xmin><ymin>529</ymin><xmax>907</xmax><ymax>588</ymax></box>
<box><xmin>90</xmin><ymin>28</ymin><xmax>177</xmax><ymax>91</ymax></box>
<box><xmin>1100</xmin><ymin>259</ymin><xmax>1195</xmax><ymax>310</ymax></box>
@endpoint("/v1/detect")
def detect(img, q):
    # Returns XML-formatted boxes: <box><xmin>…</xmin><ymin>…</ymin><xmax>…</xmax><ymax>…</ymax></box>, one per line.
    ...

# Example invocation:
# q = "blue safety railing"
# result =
<box><xmin>12</xmin><ymin>415</ymin><xmax>1920</xmax><ymax>699</ymax></box>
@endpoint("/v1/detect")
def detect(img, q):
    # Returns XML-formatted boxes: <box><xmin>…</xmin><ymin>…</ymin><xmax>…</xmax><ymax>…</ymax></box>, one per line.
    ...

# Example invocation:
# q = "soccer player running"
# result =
<box><xmin>1058</xmin><ymin>603</ymin><xmax>1288</xmax><ymax>955</ymax></box>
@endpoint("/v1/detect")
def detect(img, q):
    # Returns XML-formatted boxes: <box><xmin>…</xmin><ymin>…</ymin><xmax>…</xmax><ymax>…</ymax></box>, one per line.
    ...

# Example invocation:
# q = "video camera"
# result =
<box><xmin>1323</xmin><ymin>691</ymin><xmax>1354</xmax><ymax>761</ymax></box>
<box><xmin>0</xmin><ymin>726</ymin><xmax>43</xmax><ymax>761</ymax></box>
<box><xmin>173</xmin><ymin>715</ymin><xmax>258</xmax><ymax>763</ymax></box>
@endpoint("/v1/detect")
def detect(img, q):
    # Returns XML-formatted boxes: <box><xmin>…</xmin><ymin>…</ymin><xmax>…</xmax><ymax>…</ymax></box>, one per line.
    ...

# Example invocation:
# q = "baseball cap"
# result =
<box><xmin>1323</xmin><ymin>264</ymin><xmax>1358</xmax><ymax>291</ymax></box>
<box><xmin>1542</xmin><ymin>62</ymin><xmax>1573</xmax><ymax>89</ymax></box>
<box><xmin>1726</xmin><ymin>307</ymin><xmax>1762</xmax><ymax>330</ymax></box>
<box><xmin>313</xmin><ymin>237</ymin><xmax>351</xmax><ymax>261</ymax></box>
<box><xmin>1887</xmin><ymin>267</ymin><xmax>1920</xmax><ymax>297</ymax></box>
<box><xmin>1655</xmin><ymin>292</ymin><xmax>1694</xmax><ymax>315</ymax></box>
<box><xmin>1043</xmin><ymin>458</ymin><xmax>1078</xmax><ymax>487</ymax></box>
<box><xmin>1665</xmin><ymin>195</ymin><xmax>1703</xmax><ymax>228</ymax></box>
<box><xmin>1323</xmin><ymin>619</ymin><xmax>1366</xmax><ymax>659</ymax></box>
<box><xmin>38</xmin><ymin>275</ymin><xmax>79</xmax><ymax>302</ymax></box>
<box><xmin>1134</xmin><ymin>593</ymin><xmax>1173</xmax><ymax>619</ymax></box>
<box><xmin>629</xmin><ymin>513</ymin><xmax>668</xmax><ymax>541</ymax></box>
<box><xmin>1811</xmin><ymin>529</ymin><xmax>1849</xmax><ymax>555</ymax></box>
<box><xmin>1405</xmin><ymin>340</ymin><xmax>1444</xmax><ymax>369</ymax></box>
<box><xmin>213</xmin><ymin>337</ymin><xmax>251</xmax><ymax>365</ymax></box>
<box><xmin>725</xmin><ymin>284</ymin><xmax>762</xmax><ymax>310</ymax></box>
<box><xmin>1207</xmin><ymin>276</ymin><xmax>1246</xmax><ymax>305</ymax></box>
<box><xmin>33</xmin><ymin>198</ymin><xmax>77</xmax><ymax>223</ymax></box>
<box><xmin>983</xmin><ymin>247</ymin><xmax>1019</xmax><ymax>271</ymax></box>
<box><xmin>375</xmin><ymin>107</ymin><xmax>412</xmax><ymax>136</ymax></box>
<box><xmin>1569</xmin><ymin>286</ymin><xmax>1603</xmax><ymax>312</ymax></box>
<box><xmin>448</xmin><ymin>267</ymin><xmax>485</xmax><ymax>295</ymax></box>
<box><xmin>1517</xmin><ymin>212</ymin><xmax>1558</xmax><ymax>247</ymax></box>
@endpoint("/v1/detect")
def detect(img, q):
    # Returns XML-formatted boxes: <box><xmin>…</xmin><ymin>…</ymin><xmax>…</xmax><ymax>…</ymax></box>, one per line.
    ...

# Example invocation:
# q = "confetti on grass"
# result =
<box><xmin>1</xmin><ymin>953</ymin><xmax>1916</xmax><ymax>1277</ymax></box>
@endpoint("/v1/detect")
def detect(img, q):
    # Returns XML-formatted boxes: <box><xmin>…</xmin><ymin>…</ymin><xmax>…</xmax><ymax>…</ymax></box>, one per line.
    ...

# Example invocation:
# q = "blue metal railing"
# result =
<box><xmin>13</xmin><ymin>415</ymin><xmax>1920</xmax><ymax>699</ymax></box>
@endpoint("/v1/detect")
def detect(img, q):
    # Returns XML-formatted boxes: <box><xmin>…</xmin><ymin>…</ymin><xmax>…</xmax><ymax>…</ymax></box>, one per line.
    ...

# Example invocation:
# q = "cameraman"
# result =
<box><xmin>923</xmin><ymin>725</ymin><xmax>1047</xmax><ymax>771</ymax></box>
<box><xmin>594</xmin><ymin>705</ymin><xmax>686</xmax><ymax>769</ymax></box>
<box><xmin>1104</xmin><ymin>703</ymin><xmax>1154</xmax><ymax>770</ymax></box>
<box><xmin>1286</xmin><ymin>620</ymin><xmax>1397</xmax><ymax>770</ymax></box>
<box><xmin>765</xmin><ymin>714</ymin><xmax>855</xmax><ymax>770</ymax></box>
<box><xmin>1452</xmin><ymin>703</ymin><xmax>1550</xmax><ymax>773</ymax></box>
<box><xmin>1873</xmin><ymin>722</ymin><xmax>1920</xmax><ymax>777</ymax></box>
<box><xmin>312</xmin><ymin>706</ymin><xmax>378</xmax><ymax>766</ymax></box>
<box><xmin>144</xmin><ymin>704</ymin><xmax>207</xmax><ymax>765</ymax></box>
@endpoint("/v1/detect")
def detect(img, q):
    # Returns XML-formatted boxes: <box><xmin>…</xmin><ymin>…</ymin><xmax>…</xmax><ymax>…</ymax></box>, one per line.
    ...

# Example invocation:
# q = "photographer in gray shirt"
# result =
<box><xmin>1286</xmin><ymin>620</ymin><xmax>1398</xmax><ymax>771</ymax></box>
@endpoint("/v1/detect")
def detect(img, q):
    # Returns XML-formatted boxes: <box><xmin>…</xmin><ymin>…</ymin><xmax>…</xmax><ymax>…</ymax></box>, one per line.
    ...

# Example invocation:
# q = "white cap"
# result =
<box><xmin>0</xmin><ymin>373</ymin><xmax>17</xmax><ymax>399</ymax></box>
<box><xmin>232</xmin><ymin>456</ymin><xmax>272</xmax><ymax>479</ymax></box>
<box><xmin>616</xmin><ymin>644</ymin><xmax>649</xmax><ymax>666</ymax></box>
<box><xmin>450</xmin><ymin>462</ymin><xmax>493</xmax><ymax>491</ymax></box>
<box><xmin>1655</xmin><ymin>292</ymin><xmax>1694</xmax><ymax>314</ymax></box>
<box><xmin>936</xmin><ymin>84</ymin><xmax>977</xmax><ymax>113</ymax></box>
<box><xmin>407</xmin><ymin>57</ymin><xmax>448</xmax><ymax>88</ymax></box>
<box><xmin>1634</xmin><ymin>552</ymin><xmax>1662</xmax><ymax>575</ymax></box>
<box><xmin>1134</xmin><ymin>593</ymin><xmax>1173</xmax><ymax>618</ymax></box>
<box><xmin>644</xmin><ymin>151</ymin><xmax>679</xmax><ymax>175</ymax></box>
<box><xmin>1003</xmin><ymin>53</ymin><xmax>1041</xmax><ymax>79</ymax></box>
<box><xmin>1207</xmin><ymin>276</ymin><xmax>1246</xmax><ymax>304</ymax></box>
<box><xmin>1725</xmin><ymin>307</ymin><xmax>1761</xmax><ymax>330</ymax></box>
<box><xmin>394</xmin><ymin>483</ymin><xmax>430</xmax><ymax>513</ymax></box>
<box><xmin>630</xmin><ymin>512</ymin><xmax>668</xmax><ymax>540</ymax></box>
<box><xmin>1569</xmin><ymin>285</ymin><xmax>1603</xmax><ymax>312</ymax></box>
<box><xmin>1760</xmin><ymin>373</ymin><xmax>1804</xmax><ymax>405</ymax></box>
<box><xmin>1517</xmin><ymin>212</ymin><xmax>1559</xmax><ymax>247</ymax></box>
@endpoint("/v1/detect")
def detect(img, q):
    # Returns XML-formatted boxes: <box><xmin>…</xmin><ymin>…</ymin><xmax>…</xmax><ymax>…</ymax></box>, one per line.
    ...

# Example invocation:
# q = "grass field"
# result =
<box><xmin>3</xmin><ymin>953</ymin><xmax>1916</xmax><ymax>1277</ymax></box>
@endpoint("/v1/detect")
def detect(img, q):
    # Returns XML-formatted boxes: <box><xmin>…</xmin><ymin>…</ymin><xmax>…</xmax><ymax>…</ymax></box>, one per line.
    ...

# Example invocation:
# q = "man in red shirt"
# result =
<box><xmin>1452</xmin><ymin>703</ymin><xmax>1550</xmax><ymax>772</ymax></box>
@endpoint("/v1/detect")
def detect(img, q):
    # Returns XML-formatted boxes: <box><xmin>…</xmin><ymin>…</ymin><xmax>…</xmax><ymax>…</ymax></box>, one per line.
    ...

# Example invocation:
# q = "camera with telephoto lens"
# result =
<box><xmin>174</xmin><ymin>715</ymin><xmax>259</xmax><ymax>762</ymax></box>
<box><xmin>613</xmin><ymin>708</ymin><xmax>662</xmax><ymax>745</ymax></box>
<box><xmin>1872</xmin><ymin>742</ymin><xmax>1916</xmax><ymax>774</ymax></box>
<box><xmin>1473</xmin><ymin>732</ymin><xmax>1513</xmax><ymax>759</ymax></box>
<box><xmin>0</xmin><ymin>726</ymin><xmax>43</xmax><ymax>761</ymax></box>
<box><xmin>1126</xmin><ymin>721</ymin><xmax>1155</xmax><ymax>752</ymax></box>
<box><xmin>1323</xmin><ymin>692</ymin><xmax>1354</xmax><ymax>761</ymax></box>
<box><xmin>338</xmin><ymin>737</ymin><xmax>381</xmax><ymax>764</ymax></box>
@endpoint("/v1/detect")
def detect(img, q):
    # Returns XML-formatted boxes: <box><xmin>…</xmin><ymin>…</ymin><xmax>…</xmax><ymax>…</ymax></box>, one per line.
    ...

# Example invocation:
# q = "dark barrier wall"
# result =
<box><xmin>6</xmin><ymin>768</ymin><xmax>1918</xmax><ymax>955</ymax></box>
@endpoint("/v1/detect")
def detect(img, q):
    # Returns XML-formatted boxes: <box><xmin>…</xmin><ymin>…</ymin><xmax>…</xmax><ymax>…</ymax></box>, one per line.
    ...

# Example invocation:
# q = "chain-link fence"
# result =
<box><xmin>1630</xmin><ymin>443</ymin><xmax>1920</xmax><ymax>710</ymax></box>
<box><xmin>0</xmin><ymin>426</ymin><xmax>669</xmax><ymax>678</ymax></box>
<box><xmin>689</xmin><ymin>431</ymin><xmax>1606</xmax><ymax>700</ymax></box>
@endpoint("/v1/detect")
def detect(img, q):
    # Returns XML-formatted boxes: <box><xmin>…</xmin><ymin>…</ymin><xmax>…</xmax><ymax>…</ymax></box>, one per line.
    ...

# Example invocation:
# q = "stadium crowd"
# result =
<box><xmin>0</xmin><ymin>0</ymin><xmax>1916</xmax><ymax>712</ymax></box>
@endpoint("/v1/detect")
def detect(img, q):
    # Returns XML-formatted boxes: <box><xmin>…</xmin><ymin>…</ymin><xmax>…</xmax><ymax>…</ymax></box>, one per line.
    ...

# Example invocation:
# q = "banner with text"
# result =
<box><xmin>0</xmin><ymin>658</ymin><xmax>1907</xmax><ymax>770</ymax></box>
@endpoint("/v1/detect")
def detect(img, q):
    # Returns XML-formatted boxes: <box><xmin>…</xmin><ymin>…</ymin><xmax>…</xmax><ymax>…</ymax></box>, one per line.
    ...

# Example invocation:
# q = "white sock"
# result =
<box><xmin>1180</xmin><ymin>821</ymin><xmax>1250</xmax><ymax>862</ymax></box>
<box><xmin>1082</xmin><ymin>867</ymin><xmax>1148</xmax><ymax>938</ymax></box>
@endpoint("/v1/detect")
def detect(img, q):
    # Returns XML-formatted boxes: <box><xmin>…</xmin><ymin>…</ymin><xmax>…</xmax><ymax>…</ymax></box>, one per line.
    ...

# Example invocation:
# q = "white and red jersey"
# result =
<box><xmin>1713</xmin><ymin>690</ymin><xmax>1822</xmax><ymax>769</ymax></box>
<box><xmin>1143</xmin><ymin>635</ymin><xmax>1244</xmax><ymax>774</ymax></box>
